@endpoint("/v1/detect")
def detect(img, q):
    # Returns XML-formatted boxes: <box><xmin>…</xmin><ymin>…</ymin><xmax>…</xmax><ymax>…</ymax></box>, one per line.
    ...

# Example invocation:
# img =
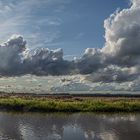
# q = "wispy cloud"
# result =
<box><xmin>75</xmin><ymin>32</ymin><xmax>85</xmax><ymax>40</ymax></box>
<box><xmin>0</xmin><ymin>0</ymin><xmax>70</xmax><ymax>47</ymax></box>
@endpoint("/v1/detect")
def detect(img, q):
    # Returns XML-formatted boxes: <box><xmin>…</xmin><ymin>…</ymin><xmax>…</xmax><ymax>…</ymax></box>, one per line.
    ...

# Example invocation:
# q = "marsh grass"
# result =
<box><xmin>0</xmin><ymin>96</ymin><xmax>139</xmax><ymax>112</ymax></box>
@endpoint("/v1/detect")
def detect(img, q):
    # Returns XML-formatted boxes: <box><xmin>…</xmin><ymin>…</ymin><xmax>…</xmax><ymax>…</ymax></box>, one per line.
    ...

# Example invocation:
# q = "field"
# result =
<box><xmin>0</xmin><ymin>93</ymin><xmax>139</xmax><ymax>112</ymax></box>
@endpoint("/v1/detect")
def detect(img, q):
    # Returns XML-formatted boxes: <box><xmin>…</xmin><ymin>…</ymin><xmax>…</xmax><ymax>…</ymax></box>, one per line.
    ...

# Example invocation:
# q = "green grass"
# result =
<box><xmin>0</xmin><ymin>96</ymin><xmax>139</xmax><ymax>112</ymax></box>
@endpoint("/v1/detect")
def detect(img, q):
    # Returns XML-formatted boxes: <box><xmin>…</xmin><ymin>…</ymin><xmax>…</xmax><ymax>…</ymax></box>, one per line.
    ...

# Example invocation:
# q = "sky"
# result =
<box><xmin>1</xmin><ymin>0</ymin><xmax>140</xmax><ymax>92</ymax></box>
<box><xmin>0</xmin><ymin>0</ymin><xmax>129</xmax><ymax>59</ymax></box>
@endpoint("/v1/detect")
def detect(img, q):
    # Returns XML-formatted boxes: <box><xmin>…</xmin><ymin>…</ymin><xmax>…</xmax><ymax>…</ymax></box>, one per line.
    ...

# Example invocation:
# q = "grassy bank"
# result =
<box><xmin>0</xmin><ymin>95</ymin><xmax>140</xmax><ymax>112</ymax></box>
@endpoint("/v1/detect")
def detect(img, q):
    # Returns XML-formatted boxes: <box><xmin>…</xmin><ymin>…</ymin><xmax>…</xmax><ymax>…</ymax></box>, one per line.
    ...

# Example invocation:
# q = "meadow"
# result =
<box><xmin>0</xmin><ymin>94</ymin><xmax>140</xmax><ymax>112</ymax></box>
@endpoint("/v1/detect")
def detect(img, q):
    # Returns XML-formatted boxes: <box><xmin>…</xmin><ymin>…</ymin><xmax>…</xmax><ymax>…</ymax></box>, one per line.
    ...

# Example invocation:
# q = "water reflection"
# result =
<box><xmin>0</xmin><ymin>112</ymin><xmax>139</xmax><ymax>140</ymax></box>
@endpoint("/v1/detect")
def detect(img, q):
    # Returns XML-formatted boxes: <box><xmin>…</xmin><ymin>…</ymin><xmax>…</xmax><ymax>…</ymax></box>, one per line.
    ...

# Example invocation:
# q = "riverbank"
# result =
<box><xmin>0</xmin><ymin>93</ymin><xmax>140</xmax><ymax>112</ymax></box>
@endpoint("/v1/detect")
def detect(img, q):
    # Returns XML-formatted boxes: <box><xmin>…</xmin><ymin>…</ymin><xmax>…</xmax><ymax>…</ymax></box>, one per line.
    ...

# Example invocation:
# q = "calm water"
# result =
<box><xmin>0</xmin><ymin>112</ymin><xmax>139</xmax><ymax>140</ymax></box>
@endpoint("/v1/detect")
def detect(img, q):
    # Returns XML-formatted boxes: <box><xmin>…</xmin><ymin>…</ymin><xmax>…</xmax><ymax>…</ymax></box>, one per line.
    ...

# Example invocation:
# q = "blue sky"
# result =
<box><xmin>0</xmin><ymin>0</ymin><xmax>129</xmax><ymax>59</ymax></box>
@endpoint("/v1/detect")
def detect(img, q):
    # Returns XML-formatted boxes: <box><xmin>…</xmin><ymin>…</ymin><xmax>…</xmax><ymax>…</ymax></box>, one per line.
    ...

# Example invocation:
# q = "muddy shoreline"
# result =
<box><xmin>0</xmin><ymin>92</ymin><xmax>140</xmax><ymax>99</ymax></box>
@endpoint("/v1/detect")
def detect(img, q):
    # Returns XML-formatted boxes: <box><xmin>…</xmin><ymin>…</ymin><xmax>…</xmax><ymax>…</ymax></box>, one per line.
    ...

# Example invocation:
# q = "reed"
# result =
<box><xmin>0</xmin><ymin>96</ymin><xmax>139</xmax><ymax>112</ymax></box>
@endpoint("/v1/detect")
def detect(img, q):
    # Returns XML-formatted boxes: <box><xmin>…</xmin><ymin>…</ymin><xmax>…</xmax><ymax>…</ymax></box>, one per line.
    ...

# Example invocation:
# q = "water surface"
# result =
<box><xmin>0</xmin><ymin>112</ymin><xmax>139</xmax><ymax>140</ymax></box>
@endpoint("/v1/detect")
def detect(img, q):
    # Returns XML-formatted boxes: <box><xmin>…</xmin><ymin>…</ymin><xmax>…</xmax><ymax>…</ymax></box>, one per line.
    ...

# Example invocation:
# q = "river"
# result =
<box><xmin>0</xmin><ymin>112</ymin><xmax>139</xmax><ymax>140</ymax></box>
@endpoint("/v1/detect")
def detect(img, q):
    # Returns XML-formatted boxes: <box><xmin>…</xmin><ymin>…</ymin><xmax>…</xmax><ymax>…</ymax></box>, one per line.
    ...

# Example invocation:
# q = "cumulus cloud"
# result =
<box><xmin>76</xmin><ymin>48</ymin><xmax>105</xmax><ymax>74</ymax></box>
<box><xmin>1</xmin><ymin>0</ymin><xmax>140</xmax><ymax>84</ymax></box>
<box><xmin>24</xmin><ymin>48</ymin><xmax>75</xmax><ymax>75</ymax></box>
<box><xmin>0</xmin><ymin>35</ymin><xmax>26</xmax><ymax>75</ymax></box>
<box><xmin>78</xmin><ymin>0</ymin><xmax>140</xmax><ymax>82</ymax></box>
<box><xmin>102</xmin><ymin>0</ymin><xmax>140</xmax><ymax>67</ymax></box>
<box><xmin>86</xmin><ymin>65</ymin><xmax>140</xmax><ymax>83</ymax></box>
